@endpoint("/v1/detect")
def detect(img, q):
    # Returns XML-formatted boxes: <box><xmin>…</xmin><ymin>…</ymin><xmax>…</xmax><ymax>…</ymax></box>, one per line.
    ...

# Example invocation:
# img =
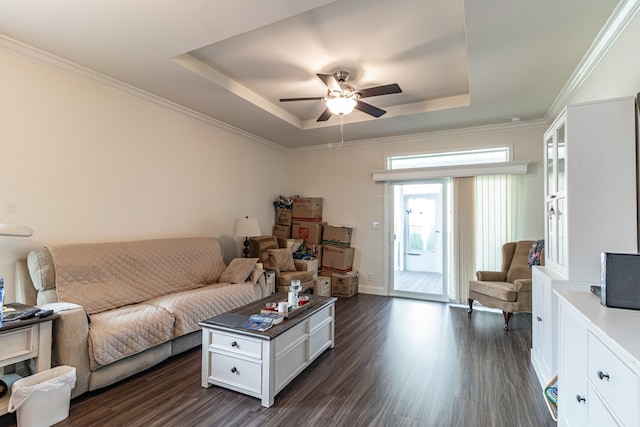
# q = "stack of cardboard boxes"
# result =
<box><xmin>272</xmin><ymin>197</ymin><xmax>358</xmax><ymax>297</ymax></box>
<box><xmin>273</xmin><ymin>197</ymin><xmax>328</xmax><ymax>295</ymax></box>
<box><xmin>320</xmin><ymin>225</ymin><xmax>358</xmax><ymax>297</ymax></box>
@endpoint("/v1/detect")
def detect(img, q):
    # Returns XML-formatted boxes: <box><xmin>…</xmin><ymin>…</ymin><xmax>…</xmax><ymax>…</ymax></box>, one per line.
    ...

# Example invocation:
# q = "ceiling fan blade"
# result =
<box><xmin>279</xmin><ymin>97</ymin><xmax>324</xmax><ymax>102</ymax></box>
<box><xmin>317</xmin><ymin>108</ymin><xmax>333</xmax><ymax>122</ymax></box>
<box><xmin>316</xmin><ymin>73</ymin><xmax>341</xmax><ymax>92</ymax></box>
<box><xmin>357</xmin><ymin>83</ymin><xmax>402</xmax><ymax>98</ymax></box>
<box><xmin>355</xmin><ymin>100</ymin><xmax>386</xmax><ymax>118</ymax></box>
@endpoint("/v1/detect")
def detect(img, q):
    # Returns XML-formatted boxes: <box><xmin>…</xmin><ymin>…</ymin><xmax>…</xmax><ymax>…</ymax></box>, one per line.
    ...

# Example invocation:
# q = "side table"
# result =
<box><xmin>0</xmin><ymin>304</ymin><xmax>59</xmax><ymax>416</ymax></box>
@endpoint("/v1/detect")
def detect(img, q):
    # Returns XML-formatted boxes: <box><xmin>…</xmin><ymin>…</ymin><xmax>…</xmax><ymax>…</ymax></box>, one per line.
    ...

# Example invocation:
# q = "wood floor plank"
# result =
<box><xmin>0</xmin><ymin>295</ymin><xmax>554</xmax><ymax>427</ymax></box>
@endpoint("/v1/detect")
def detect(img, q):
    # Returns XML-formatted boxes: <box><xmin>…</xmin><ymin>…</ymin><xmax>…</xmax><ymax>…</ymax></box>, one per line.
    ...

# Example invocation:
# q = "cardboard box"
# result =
<box><xmin>292</xmin><ymin>197</ymin><xmax>323</xmax><ymax>222</ymax></box>
<box><xmin>322</xmin><ymin>225</ymin><xmax>352</xmax><ymax>247</ymax></box>
<box><xmin>313</xmin><ymin>277</ymin><xmax>331</xmax><ymax>296</ymax></box>
<box><xmin>332</xmin><ymin>271</ymin><xmax>359</xmax><ymax>297</ymax></box>
<box><xmin>275</xmin><ymin>208</ymin><xmax>293</xmax><ymax>226</ymax></box>
<box><xmin>292</xmin><ymin>221</ymin><xmax>325</xmax><ymax>246</ymax></box>
<box><xmin>321</xmin><ymin>245</ymin><xmax>355</xmax><ymax>274</ymax></box>
<box><xmin>272</xmin><ymin>224</ymin><xmax>291</xmax><ymax>239</ymax></box>
<box><xmin>299</xmin><ymin>259</ymin><xmax>319</xmax><ymax>278</ymax></box>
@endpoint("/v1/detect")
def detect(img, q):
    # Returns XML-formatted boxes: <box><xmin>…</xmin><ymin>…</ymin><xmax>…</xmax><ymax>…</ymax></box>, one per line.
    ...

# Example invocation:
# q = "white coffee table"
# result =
<box><xmin>199</xmin><ymin>293</ymin><xmax>336</xmax><ymax>407</ymax></box>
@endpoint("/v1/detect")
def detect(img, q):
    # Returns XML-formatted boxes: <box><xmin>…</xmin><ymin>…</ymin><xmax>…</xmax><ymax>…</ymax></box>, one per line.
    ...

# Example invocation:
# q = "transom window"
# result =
<box><xmin>388</xmin><ymin>147</ymin><xmax>510</xmax><ymax>170</ymax></box>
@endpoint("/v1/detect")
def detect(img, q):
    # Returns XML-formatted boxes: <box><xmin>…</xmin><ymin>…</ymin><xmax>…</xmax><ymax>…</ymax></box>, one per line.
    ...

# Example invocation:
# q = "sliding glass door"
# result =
<box><xmin>390</xmin><ymin>180</ymin><xmax>449</xmax><ymax>301</ymax></box>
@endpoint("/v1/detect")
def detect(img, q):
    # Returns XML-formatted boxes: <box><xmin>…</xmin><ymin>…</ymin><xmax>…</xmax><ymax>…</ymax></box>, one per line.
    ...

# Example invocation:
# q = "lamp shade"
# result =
<box><xmin>325</xmin><ymin>96</ymin><xmax>357</xmax><ymax>115</ymax></box>
<box><xmin>0</xmin><ymin>223</ymin><xmax>33</xmax><ymax>237</ymax></box>
<box><xmin>232</xmin><ymin>217</ymin><xmax>261</xmax><ymax>237</ymax></box>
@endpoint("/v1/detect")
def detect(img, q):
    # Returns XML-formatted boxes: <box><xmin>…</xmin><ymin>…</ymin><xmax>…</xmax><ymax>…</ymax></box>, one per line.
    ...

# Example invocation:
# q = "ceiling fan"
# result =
<box><xmin>279</xmin><ymin>71</ymin><xmax>402</xmax><ymax>122</ymax></box>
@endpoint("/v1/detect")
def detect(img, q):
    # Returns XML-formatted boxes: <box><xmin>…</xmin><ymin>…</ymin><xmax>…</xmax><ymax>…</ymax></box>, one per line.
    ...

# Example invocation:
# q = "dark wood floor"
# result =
<box><xmin>0</xmin><ymin>294</ymin><xmax>554</xmax><ymax>427</ymax></box>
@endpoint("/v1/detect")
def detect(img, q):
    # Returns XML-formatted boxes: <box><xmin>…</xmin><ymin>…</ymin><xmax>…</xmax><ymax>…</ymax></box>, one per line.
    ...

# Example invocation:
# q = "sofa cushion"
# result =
<box><xmin>268</xmin><ymin>248</ymin><xmax>297</xmax><ymax>272</ymax></box>
<box><xmin>88</xmin><ymin>304</ymin><xmax>174</xmax><ymax>368</ymax></box>
<box><xmin>147</xmin><ymin>283</ymin><xmax>256</xmax><ymax>336</ymax></box>
<box><xmin>469</xmin><ymin>280</ymin><xmax>517</xmax><ymax>302</ymax></box>
<box><xmin>219</xmin><ymin>258</ymin><xmax>258</xmax><ymax>284</ymax></box>
<box><xmin>52</xmin><ymin>237</ymin><xmax>227</xmax><ymax>314</ymax></box>
<box><xmin>506</xmin><ymin>242</ymin><xmax>534</xmax><ymax>284</ymax></box>
<box><xmin>27</xmin><ymin>248</ymin><xmax>56</xmax><ymax>292</ymax></box>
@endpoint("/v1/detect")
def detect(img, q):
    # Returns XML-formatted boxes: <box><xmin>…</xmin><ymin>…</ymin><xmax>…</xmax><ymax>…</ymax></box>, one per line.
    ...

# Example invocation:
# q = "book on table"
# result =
<box><xmin>240</xmin><ymin>314</ymin><xmax>278</xmax><ymax>332</ymax></box>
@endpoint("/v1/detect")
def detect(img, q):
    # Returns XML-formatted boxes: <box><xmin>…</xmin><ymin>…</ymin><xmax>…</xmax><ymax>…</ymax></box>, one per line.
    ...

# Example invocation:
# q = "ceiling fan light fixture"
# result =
<box><xmin>325</xmin><ymin>96</ymin><xmax>357</xmax><ymax>116</ymax></box>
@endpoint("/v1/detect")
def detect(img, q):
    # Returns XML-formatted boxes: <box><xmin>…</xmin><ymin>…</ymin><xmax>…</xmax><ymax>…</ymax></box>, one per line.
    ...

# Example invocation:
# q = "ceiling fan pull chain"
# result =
<box><xmin>340</xmin><ymin>115</ymin><xmax>344</xmax><ymax>143</ymax></box>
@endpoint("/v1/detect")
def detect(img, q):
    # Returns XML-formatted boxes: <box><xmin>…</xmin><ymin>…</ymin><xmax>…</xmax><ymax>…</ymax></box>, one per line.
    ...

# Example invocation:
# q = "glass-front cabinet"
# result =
<box><xmin>540</xmin><ymin>96</ymin><xmax>636</xmax><ymax>283</ymax></box>
<box><xmin>544</xmin><ymin>113</ymin><xmax>567</xmax><ymax>275</ymax></box>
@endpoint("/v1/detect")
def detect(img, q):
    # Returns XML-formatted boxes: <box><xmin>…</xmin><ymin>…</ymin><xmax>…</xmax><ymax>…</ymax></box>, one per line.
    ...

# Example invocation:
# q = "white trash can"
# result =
<box><xmin>8</xmin><ymin>366</ymin><xmax>76</xmax><ymax>427</ymax></box>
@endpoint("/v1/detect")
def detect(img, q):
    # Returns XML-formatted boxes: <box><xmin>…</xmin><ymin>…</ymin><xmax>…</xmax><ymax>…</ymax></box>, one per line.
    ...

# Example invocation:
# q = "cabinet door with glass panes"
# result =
<box><xmin>544</xmin><ymin>112</ymin><xmax>567</xmax><ymax>276</ymax></box>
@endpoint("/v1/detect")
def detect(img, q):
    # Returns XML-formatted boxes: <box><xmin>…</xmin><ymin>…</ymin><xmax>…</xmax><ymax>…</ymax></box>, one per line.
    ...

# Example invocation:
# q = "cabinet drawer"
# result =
<box><xmin>0</xmin><ymin>325</ymin><xmax>38</xmax><ymax>364</ymax></box>
<box><xmin>588</xmin><ymin>333</ymin><xmax>638</xmax><ymax>426</ymax></box>
<box><xmin>309</xmin><ymin>306</ymin><xmax>332</xmax><ymax>330</ymax></box>
<box><xmin>309</xmin><ymin>320</ymin><xmax>332</xmax><ymax>360</ymax></box>
<box><xmin>210</xmin><ymin>331</ymin><xmax>262</xmax><ymax>359</ymax></box>
<box><xmin>587</xmin><ymin>383</ymin><xmax>620</xmax><ymax>427</ymax></box>
<box><xmin>210</xmin><ymin>351</ymin><xmax>262</xmax><ymax>394</ymax></box>
<box><xmin>275</xmin><ymin>321</ymin><xmax>306</xmax><ymax>356</ymax></box>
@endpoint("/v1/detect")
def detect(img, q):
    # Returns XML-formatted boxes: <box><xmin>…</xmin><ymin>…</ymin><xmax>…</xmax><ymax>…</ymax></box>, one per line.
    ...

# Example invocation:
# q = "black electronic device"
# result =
<box><xmin>35</xmin><ymin>309</ymin><xmax>54</xmax><ymax>318</ymax></box>
<box><xmin>600</xmin><ymin>252</ymin><xmax>640</xmax><ymax>310</ymax></box>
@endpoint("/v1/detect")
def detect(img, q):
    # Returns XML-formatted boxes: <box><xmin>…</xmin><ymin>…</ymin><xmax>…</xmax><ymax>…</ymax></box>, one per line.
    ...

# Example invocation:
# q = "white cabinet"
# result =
<box><xmin>557</xmin><ymin>290</ymin><xmax>640</xmax><ymax>427</ymax></box>
<box><xmin>557</xmin><ymin>295</ymin><xmax>588</xmax><ymax>427</ymax></box>
<box><xmin>531</xmin><ymin>266</ymin><xmax>590</xmax><ymax>388</ymax></box>
<box><xmin>543</xmin><ymin>96</ymin><xmax>637</xmax><ymax>283</ymax></box>
<box><xmin>533</xmin><ymin>96</ymin><xmax>637</xmax><ymax>388</ymax></box>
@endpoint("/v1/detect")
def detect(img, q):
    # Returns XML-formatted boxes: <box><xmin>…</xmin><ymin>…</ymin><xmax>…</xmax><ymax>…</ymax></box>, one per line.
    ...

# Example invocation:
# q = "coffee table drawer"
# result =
<box><xmin>210</xmin><ymin>351</ymin><xmax>262</xmax><ymax>394</ymax></box>
<box><xmin>210</xmin><ymin>331</ymin><xmax>262</xmax><ymax>359</ymax></box>
<box><xmin>309</xmin><ymin>306</ymin><xmax>332</xmax><ymax>330</ymax></box>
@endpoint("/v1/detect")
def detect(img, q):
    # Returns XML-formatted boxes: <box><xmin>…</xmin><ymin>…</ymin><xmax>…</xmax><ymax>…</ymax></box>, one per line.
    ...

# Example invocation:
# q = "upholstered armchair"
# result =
<box><xmin>468</xmin><ymin>240</ymin><xmax>543</xmax><ymax>331</ymax></box>
<box><xmin>249</xmin><ymin>236</ymin><xmax>314</xmax><ymax>293</ymax></box>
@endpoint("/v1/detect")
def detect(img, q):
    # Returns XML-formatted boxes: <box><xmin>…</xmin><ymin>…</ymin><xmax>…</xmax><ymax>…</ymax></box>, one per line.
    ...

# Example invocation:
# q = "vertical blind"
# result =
<box><xmin>474</xmin><ymin>174</ymin><xmax>523</xmax><ymax>271</ymax></box>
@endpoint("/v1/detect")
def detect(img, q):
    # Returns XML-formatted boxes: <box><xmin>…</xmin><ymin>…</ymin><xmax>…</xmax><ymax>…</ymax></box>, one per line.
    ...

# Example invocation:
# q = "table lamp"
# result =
<box><xmin>233</xmin><ymin>217</ymin><xmax>261</xmax><ymax>257</ymax></box>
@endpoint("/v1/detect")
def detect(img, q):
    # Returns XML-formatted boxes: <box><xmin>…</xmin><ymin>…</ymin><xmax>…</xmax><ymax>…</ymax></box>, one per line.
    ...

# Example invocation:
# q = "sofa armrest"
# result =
<box><xmin>475</xmin><ymin>271</ymin><xmax>507</xmax><ymax>281</ymax></box>
<box><xmin>50</xmin><ymin>306</ymin><xmax>91</xmax><ymax>398</ymax></box>
<box><xmin>512</xmin><ymin>278</ymin><xmax>532</xmax><ymax>292</ymax></box>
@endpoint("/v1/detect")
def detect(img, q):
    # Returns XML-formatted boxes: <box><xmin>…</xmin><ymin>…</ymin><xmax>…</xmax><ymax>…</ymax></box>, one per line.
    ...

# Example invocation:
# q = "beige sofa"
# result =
<box><xmin>15</xmin><ymin>237</ymin><xmax>267</xmax><ymax>398</ymax></box>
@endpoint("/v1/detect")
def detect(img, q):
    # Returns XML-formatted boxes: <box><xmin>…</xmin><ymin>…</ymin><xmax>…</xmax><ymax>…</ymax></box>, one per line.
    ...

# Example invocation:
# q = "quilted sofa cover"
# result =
<box><xmin>14</xmin><ymin>237</ymin><xmax>266</xmax><ymax>398</ymax></box>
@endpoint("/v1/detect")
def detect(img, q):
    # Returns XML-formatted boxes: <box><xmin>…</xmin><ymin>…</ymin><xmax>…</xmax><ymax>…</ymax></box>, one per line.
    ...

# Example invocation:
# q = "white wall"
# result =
<box><xmin>0</xmin><ymin>49</ymin><xmax>289</xmax><ymax>301</ymax></box>
<box><xmin>286</xmin><ymin>124</ymin><xmax>546</xmax><ymax>295</ymax></box>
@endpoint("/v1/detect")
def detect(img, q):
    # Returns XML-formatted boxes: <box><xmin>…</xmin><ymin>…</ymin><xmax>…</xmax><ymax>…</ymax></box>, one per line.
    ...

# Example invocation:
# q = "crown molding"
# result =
<box><xmin>0</xmin><ymin>35</ymin><xmax>286</xmax><ymax>152</ymax></box>
<box><xmin>545</xmin><ymin>0</ymin><xmax>640</xmax><ymax>122</ymax></box>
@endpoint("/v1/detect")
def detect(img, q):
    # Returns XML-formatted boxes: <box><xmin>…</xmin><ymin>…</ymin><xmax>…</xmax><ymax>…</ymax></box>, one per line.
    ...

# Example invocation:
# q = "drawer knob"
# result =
<box><xmin>576</xmin><ymin>395</ymin><xmax>586</xmax><ymax>403</ymax></box>
<box><xmin>597</xmin><ymin>370</ymin><xmax>610</xmax><ymax>381</ymax></box>
<box><xmin>231</xmin><ymin>367</ymin><xmax>237</xmax><ymax>374</ymax></box>
<box><xmin>231</xmin><ymin>341</ymin><xmax>238</xmax><ymax>347</ymax></box>
<box><xmin>536</xmin><ymin>316</ymin><xmax>542</xmax><ymax>322</ymax></box>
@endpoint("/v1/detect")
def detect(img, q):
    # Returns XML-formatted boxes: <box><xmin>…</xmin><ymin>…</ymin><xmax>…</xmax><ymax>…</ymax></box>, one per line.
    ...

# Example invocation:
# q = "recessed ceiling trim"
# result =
<box><xmin>299</xmin><ymin>93</ymin><xmax>472</xmax><ymax>129</ymax></box>
<box><xmin>172</xmin><ymin>53</ymin><xmax>304</xmax><ymax>128</ymax></box>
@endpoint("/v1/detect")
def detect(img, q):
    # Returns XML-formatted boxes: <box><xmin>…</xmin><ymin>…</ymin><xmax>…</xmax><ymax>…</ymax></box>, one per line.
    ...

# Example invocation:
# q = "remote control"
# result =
<box><xmin>16</xmin><ymin>308</ymin><xmax>40</xmax><ymax>320</ymax></box>
<box><xmin>35</xmin><ymin>309</ymin><xmax>54</xmax><ymax>318</ymax></box>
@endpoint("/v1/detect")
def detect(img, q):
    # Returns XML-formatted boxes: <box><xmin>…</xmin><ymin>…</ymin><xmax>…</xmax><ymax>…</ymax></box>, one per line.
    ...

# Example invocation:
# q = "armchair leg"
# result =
<box><xmin>502</xmin><ymin>311</ymin><xmax>513</xmax><ymax>331</ymax></box>
<box><xmin>467</xmin><ymin>298</ymin><xmax>474</xmax><ymax>316</ymax></box>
